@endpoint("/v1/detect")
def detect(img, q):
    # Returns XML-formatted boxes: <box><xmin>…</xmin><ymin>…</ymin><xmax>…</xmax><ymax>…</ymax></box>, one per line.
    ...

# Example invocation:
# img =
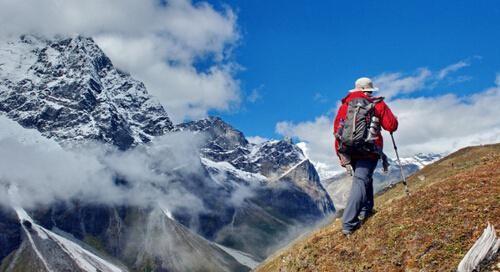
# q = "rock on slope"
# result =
<box><xmin>256</xmin><ymin>143</ymin><xmax>500</xmax><ymax>272</ymax></box>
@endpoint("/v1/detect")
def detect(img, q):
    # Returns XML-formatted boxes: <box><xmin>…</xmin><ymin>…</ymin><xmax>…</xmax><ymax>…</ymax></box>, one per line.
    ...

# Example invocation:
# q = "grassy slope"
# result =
<box><xmin>256</xmin><ymin>143</ymin><xmax>500</xmax><ymax>272</ymax></box>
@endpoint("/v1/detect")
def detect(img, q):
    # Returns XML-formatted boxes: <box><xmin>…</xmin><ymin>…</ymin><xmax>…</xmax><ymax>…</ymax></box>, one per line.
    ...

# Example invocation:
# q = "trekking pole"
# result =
<box><xmin>390</xmin><ymin>132</ymin><xmax>410</xmax><ymax>196</ymax></box>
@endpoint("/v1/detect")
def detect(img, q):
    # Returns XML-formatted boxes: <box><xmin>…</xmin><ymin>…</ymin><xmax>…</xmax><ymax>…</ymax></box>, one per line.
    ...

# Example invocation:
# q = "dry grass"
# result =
<box><xmin>256</xmin><ymin>144</ymin><xmax>500</xmax><ymax>272</ymax></box>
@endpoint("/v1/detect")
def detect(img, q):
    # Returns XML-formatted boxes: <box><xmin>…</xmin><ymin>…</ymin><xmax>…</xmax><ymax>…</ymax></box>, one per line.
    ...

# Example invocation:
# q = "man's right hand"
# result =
<box><xmin>346</xmin><ymin>164</ymin><xmax>353</xmax><ymax>176</ymax></box>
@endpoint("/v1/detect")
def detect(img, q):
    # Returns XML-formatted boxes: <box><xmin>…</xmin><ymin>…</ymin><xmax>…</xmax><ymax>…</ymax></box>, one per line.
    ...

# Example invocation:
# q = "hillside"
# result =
<box><xmin>256</xmin><ymin>143</ymin><xmax>500</xmax><ymax>272</ymax></box>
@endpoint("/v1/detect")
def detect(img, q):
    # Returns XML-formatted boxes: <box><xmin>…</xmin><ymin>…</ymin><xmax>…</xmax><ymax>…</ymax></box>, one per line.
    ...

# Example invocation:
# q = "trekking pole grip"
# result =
<box><xmin>390</xmin><ymin>132</ymin><xmax>397</xmax><ymax>151</ymax></box>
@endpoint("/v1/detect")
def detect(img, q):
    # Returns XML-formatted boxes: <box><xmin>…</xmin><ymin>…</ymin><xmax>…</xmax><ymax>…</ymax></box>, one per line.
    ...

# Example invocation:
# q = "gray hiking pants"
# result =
<box><xmin>342</xmin><ymin>159</ymin><xmax>378</xmax><ymax>231</ymax></box>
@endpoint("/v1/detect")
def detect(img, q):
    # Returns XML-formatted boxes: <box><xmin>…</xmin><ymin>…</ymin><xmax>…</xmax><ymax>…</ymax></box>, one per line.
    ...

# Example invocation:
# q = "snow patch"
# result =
<box><xmin>271</xmin><ymin>159</ymin><xmax>308</xmax><ymax>181</ymax></box>
<box><xmin>201</xmin><ymin>157</ymin><xmax>267</xmax><ymax>183</ymax></box>
<box><xmin>159</xmin><ymin>205</ymin><xmax>174</xmax><ymax>220</ymax></box>
<box><xmin>214</xmin><ymin>243</ymin><xmax>260</xmax><ymax>269</ymax></box>
<box><xmin>40</xmin><ymin>226</ymin><xmax>124</xmax><ymax>272</ymax></box>
<box><xmin>399</xmin><ymin>153</ymin><xmax>442</xmax><ymax>169</ymax></box>
<box><xmin>246</xmin><ymin>136</ymin><xmax>269</xmax><ymax>145</ymax></box>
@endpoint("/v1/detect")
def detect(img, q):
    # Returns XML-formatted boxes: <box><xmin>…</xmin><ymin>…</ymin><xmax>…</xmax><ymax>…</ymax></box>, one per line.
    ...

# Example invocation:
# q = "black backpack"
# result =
<box><xmin>336</xmin><ymin>97</ymin><xmax>382</xmax><ymax>155</ymax></box>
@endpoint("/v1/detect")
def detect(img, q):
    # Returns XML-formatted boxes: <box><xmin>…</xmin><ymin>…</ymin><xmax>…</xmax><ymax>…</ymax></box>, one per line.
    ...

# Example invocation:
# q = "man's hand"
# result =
<box><xmin>345</xmin><ymin>164</ymin><xmax>353</xmax><ymax>176</ymax></box>
<box><xmin>381</xmin><ymin>153</ymin><xmax>390</xmax><ymax>173</ymax></box>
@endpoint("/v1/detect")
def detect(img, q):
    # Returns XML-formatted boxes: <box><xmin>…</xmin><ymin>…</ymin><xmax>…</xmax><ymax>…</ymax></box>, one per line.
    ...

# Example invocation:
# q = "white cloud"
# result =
<box><xmin>437</xmin><ymin>60</ymin><xmax>469</xmax><ymax>79</ymax></box>
<box><xmin>373</xmin><ymin>58</ymin><xmax>478</xmax><ymax>99</ymax></box>
<box><xmin>374</xmin><ymin>68</ymin><xmax>432</xmax><ymax>99</ymax></box>
<box><xmin>247</xmin><ymin>87</ymin><xmax>262</xmax><ymax>103</ymax></box>
<box><xmin>313</xmin><ymin>93</ymin><xmax>328</xmax><ymax>103</ymax></box>
<box><xmin>247</xmin><ymin>136</ymin><xmax>269</xmax><ymax>145</ymax></box>
<box><xmin>386</xmin><ymin>82</ymin><xmax>500</xmax><ymax>157</ymax></box>
<box><xmin>0</xmin><ymin>0</ymin><xmax>240</xmax><ymax>122</ymax></box>
<box><xmin>0</xmin><ymin>115</ymin><xmax>208</xmax><ymax>212</ymax></box>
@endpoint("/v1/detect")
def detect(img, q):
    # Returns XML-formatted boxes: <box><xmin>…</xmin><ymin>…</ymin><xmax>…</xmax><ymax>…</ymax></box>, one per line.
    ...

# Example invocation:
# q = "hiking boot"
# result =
<box><xmin>358</xmin><ymin>213</ymin><xmax>369</xmax><ymax>221</ymax></box>
<box><xmin>342</xmin><ymin>229</ymin><xmax>354</xmax><ymax>236</ymax></box>
<box><xmin>342</xmin><ymin>223</ymin><xmax>360</xmax><ymax>236</ymax></box>
<box><xmin>358</xmin><ymin>210</ymin><xmax>376</xmax><ymax>222</ymax></box>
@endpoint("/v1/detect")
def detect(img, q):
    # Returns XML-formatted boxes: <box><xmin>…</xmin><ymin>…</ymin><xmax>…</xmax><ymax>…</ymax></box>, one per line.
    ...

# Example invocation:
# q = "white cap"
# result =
<box><xmin>350</xmin><ymin>77</ymin><xmax>379</xmax><ymax>92</ymax></box>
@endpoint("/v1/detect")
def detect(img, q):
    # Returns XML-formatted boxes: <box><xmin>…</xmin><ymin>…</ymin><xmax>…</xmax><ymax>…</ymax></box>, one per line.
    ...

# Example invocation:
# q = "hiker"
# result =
<box><xmin>333</xmin><ymin>77</ymin><xmax>398</xmax><ymax>235</ymax></box>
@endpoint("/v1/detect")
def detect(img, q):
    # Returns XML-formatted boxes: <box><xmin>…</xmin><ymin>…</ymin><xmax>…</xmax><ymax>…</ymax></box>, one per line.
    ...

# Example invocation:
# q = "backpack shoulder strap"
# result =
<box><xmin>371</xmin><ymin>96</ymin><xmax>385</xmax><ymax>104</ymax></box>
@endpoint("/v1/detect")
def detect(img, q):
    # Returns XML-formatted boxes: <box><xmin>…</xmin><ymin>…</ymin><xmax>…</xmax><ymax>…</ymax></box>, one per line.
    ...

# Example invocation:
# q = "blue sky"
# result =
<box><xmin>207</xmin><ymin>0</ymin><xmax>500</xmax><ymax>139</ymax></box>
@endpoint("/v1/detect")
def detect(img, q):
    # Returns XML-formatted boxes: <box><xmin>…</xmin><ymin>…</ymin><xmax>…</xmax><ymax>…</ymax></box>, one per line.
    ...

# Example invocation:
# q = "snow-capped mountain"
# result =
<box><xmin>399</xmin><ymin>153</ymin><xmax>443</xmax><ymax>168</ymax></box>
<box><xmin>0</xmin><ymin>35</ymin><xmax>334</xmax><ymax>271</ymax></box>
<box><xmin>323</xmin><ymin>153</ymin><xmax>442</xmax><ymax>209</ymax></box>
<box><xmin>0</xmin><ymin>35</ymin><xmax>172</xmax><ymax>150</ymax></box>
<box><xmin>177</xmin><ymin>117</ymin><xmax>308</xmax><ymax>177</ymax></box>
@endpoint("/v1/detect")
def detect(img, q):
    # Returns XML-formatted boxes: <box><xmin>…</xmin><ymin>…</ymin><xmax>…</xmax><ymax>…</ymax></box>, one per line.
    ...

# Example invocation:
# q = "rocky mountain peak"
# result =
<box><xmin>0</xmin><ymin>34</ymin><xmax>173</xmax><ymax>150</ymax></box>
<box><xmin>177</xmin><ymin>117</ymin><xmax>307</xmax><ymax>176</ymax></box>
<box><xmin>176</xmin><ymin>116</ymin><xmax>249</xmax><ymax>150</ymax></box>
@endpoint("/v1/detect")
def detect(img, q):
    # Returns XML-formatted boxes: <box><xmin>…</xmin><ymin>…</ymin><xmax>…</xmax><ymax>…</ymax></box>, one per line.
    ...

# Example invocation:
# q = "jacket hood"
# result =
<box><xmin>341</xmin><ymin>91</ymin><xmax>369</xmax><ymax>104</ymax></box>
<box><xmin>341</xmin><ymin>91</ymin><xmax>384</xmax><ymax>104</ymax></box>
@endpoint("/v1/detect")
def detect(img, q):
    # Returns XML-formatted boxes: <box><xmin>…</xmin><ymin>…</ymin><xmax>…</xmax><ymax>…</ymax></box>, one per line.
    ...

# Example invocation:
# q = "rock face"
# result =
<box><xmin>0</xmin><ymin>35</ymin><xmax>173</xmax><ymax>150</ymax></box>
<box><xmin>323</xmin><ymin>153</ymin><xmax>442</xmax><ymax>209</ymax></box>
<box><xmin>0</xmin><ymin>35</ymin><xmax>334</xmax><ymax>271</ymax></box>
<box><xmin>0</xmin><ymin>207</ymin><xmax>21</xmax><ymax>264</ymax></box>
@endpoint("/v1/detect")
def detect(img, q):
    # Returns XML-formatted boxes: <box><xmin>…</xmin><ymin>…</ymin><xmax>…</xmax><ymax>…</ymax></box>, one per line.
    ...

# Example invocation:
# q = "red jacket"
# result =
<box><xmin>333</xmin><ymin>90</ymin><xmax>398</xmax><ymax>161</ymax></box>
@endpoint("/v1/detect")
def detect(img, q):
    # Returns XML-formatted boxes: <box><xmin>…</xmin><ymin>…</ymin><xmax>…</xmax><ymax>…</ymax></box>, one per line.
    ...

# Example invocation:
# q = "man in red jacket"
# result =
<box><xmin>333</xmin><ymin>77</ymin><xmax>398</xmax><ymax>235</ymax></box>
